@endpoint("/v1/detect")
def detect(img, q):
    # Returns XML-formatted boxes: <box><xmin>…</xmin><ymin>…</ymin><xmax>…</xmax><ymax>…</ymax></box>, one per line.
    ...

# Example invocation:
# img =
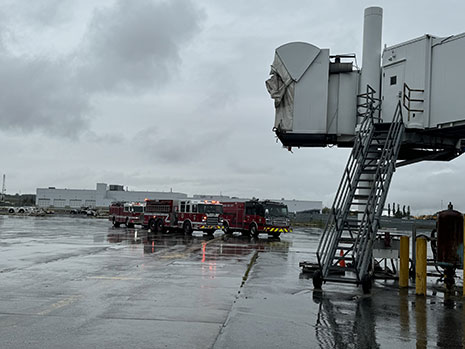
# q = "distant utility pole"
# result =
<box><xmin>1</xmin><ymin>174</ymin><xmax>5</xmax><ymax>201</ymax></box>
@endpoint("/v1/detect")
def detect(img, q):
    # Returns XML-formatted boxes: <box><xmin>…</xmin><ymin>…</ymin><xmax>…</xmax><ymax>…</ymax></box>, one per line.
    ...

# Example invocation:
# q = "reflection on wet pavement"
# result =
<box><xmin>313</xmin><ymin>291</ymin><xmax>378</xmax><ymax>348</ymax></box>
<box><xmin>106</xmin><ymin>228</ymin><xmax>289</xmax><ymax>262</ymax></box>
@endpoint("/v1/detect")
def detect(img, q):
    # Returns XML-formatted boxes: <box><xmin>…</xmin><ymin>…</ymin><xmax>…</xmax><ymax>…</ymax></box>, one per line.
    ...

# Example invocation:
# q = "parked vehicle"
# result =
<box><xmin>222</xmin><ymin>200</ymin><xmax>291</xmax><ymax>237</ymax></box>
<box><xmin>142</xmin><ymin>199</ymin><xmax>223</xmax><ymax>235</ymax></box>
<box><xmin>109</xmin><ymin>202</ymin><xmax>145</xmax><ymax>228</ymax></box>
<box><xmin>8</xmin><ymin>206</ymin><xmax>32</xmax><ymax>214</ymax></box>
<box><xmin>70</xmin><ymin>207</ymin><xmax>97</xmax><ymax>216</ymax></box>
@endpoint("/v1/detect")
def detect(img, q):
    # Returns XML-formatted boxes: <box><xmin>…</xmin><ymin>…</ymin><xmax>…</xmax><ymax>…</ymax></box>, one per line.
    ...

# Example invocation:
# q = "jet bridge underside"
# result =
<box><xmin>276</xmin><ymin>125</ymin><xmax>465</xmax><ymax>166</ymax></box>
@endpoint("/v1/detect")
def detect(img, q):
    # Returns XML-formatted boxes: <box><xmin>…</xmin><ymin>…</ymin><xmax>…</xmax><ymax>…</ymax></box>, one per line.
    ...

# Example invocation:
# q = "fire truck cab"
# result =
<box><xmin>177</xmin><ymin>200</ymin><xmax>223</xmax><ymax>235</ymax></box>
<box><xmin>109</xmin><ymin>201</ymin><xmax>145</xmax><ymax>228</ymax></box>
<box><xmin>142</xmin><ymin>199</ymin><xmax>223</xmax><ymax>235</ymax></box>
<box><xmin>222</xmin><ymin>200</ymin><xmax>291</xmax><ymax>237</ymax></box>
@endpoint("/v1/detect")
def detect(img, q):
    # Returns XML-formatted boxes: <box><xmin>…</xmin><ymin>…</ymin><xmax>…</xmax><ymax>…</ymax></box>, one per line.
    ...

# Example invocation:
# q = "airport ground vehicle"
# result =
<box><xmin>222</xmin><ymin>200</ymin><xmax>291</xmax><ymax>237</ymax></box>
<box><xmin>8</xmin><ymin>207</ymin><xmax>32</xmax><ymax>214</ymax></box>
<box><xmin>109</xmin><ymin>201</ymin><xmax>145</xmax><ymax>228</ymax></box>
<box><xmin>142</xmin><ymin>199</ymin><xmax>223</xmax><ymax>235</ymax></box>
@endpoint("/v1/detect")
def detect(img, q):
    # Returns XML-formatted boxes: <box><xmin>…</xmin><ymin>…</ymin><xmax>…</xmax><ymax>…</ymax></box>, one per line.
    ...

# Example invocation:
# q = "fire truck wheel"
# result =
<box><xmin>223</xmin><ymin>221</ymin><xmax>232</xmax><ymax>234</ymax></box>
<box><xmin>249</xmin><ymin>224</ymin><xmax>258</xmax><ymax>237</ymax></box>
<box><xmin>112</xmin><ymin>218</ymin><xmax>120</xmax><ymax>228</ymax></box>
<box><xmin>149</xmin><ymin>219</ymin><xmax>157</xmax><ymax>232</ymax></box>
<box><xmin>155</xmin><ymin>219</ymin><xmax>164</xmax><ymax>233</ymax></box>
<box><xmin>183</xmin><ymin>221</ymin><xmax>193</xmax><ymax>235</ymax></box>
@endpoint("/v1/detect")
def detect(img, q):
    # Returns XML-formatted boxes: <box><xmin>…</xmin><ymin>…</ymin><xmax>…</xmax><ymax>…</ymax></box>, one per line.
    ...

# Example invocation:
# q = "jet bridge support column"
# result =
<box><xmin>360</xmin><ymin>6</ymin><xmax>383</xmax><ymax>118</ymax></box>
<box><xmin>358</xmin><ymin>7</ymin><xmax>383</xmax><ymax>228</ymax></box>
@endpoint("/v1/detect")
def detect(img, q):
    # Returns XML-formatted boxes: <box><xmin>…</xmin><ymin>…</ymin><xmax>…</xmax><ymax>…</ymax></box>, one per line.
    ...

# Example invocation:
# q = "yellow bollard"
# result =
<box><xmin>416</xmin><ymin>237</ymin><xmax>427</xmax><ymax>296</ymax></box>
<box><xmin>399</xmin><ymin>236</ymin><xmax>409</xmax><ymax>288</ymax></box>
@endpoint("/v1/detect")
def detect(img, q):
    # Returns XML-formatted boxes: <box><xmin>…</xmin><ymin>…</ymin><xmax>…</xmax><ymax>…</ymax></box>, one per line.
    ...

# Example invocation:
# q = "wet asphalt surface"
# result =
<box><xmin>1</xmin><ymin>216</ymin><xmax>464</xmax><ymax>348</ymax></box>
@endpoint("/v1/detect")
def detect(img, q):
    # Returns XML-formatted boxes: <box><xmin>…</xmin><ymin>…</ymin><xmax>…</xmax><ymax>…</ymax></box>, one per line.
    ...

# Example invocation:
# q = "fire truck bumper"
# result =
<box><xmin>263</xmin><ymin>227</ymin><xmax>292</xmax><ymax>233</ymax></box>
<box><xmin>199</xmin><ymin>225</ymin><xmax>224</xmax><ymax>230</ymax></box>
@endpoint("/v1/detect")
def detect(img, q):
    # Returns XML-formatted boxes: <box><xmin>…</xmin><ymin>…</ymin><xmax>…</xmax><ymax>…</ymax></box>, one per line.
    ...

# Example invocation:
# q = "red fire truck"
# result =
<box><xmin>109</xmin><ymin>201</ymin><xmax>145</xmax><ymax>228</ymax></box>
<box><xmin>222</xmin><ymin>200</ymin><xmax>291</xmax><ymax>237</ymax></box>
<box><xmin>141</xmin><ymin>199</ymin><xmax>223</xmax><ymax>235</ymax></box>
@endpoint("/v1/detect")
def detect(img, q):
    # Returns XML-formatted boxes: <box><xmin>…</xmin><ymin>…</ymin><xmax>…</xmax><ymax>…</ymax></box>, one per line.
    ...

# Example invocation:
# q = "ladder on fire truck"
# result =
<box><xmin>313</xmin><ymin>86</ymin><xmax>405</xmax><ymax>293</ymax></box>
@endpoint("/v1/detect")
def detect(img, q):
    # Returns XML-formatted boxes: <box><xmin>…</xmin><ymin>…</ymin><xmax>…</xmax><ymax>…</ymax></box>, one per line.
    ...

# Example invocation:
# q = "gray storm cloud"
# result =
<box><xmin>0</xmin><ymin>0</ymin><xmax>205</xmax><ymax>137</ymax></box>
<box><xmin>79</xmin><ymin>0</ymin><xmax>205</xmax><ymax>92</ymax></box>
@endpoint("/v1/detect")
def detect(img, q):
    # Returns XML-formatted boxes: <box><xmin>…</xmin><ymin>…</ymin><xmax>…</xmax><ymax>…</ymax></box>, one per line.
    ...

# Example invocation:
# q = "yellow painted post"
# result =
<box><xmin>399</xmin><ymin>236</ymin><xmax>409</xmax><ymax>288</ymax></box>
<box><xmin>416</xmin><ymin>237</ymin><xmax>427</xmax><ymax>296</ymax></box>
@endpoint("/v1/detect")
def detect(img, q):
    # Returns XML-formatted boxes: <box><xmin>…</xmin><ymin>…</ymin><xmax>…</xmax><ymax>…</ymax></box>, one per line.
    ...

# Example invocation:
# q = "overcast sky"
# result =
<box><xmin>1</xmin><ymin>0</ymin><xmax>464</xmax><ymax>214</ymax></box>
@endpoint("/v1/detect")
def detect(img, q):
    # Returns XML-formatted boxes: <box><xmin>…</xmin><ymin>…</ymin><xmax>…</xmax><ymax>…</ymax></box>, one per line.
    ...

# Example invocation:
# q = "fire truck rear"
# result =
<box><xmin>109</xmin><ymin>201</ymin><xmax>145</xmax><ymax>228</ymax></box>
<box><xmin>222</xmin><ymin>200</ymin><xmax>291</xmax><ymax>237</ymax></box>
<box><xmin>142</xmin><ymin>199</ymin><xmax>223</xmax><ymax>235</ymax></box>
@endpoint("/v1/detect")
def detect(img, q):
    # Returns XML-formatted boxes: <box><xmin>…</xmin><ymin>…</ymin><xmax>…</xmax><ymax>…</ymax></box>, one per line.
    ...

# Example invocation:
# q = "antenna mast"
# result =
<box><xmin>1</xmin><ymin>174</ymin><xmax>5</xmax><ymax>201</ymax></box>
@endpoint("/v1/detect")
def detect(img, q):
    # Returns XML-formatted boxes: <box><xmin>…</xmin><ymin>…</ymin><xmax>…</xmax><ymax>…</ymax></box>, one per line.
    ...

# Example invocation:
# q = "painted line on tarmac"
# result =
<box><xmin>159</xmin><ymin>253</ymin><xmax>187</xmax><ymax>259</ymax></box>
<box><xmin>37</xmin><ymin>295</ymin><xmax>81</xmax><ymax>316</ymax></box>
<box><xmin>87</xmin><ymin>276</ymin><xmax>142</xmax><ymax>280</ymax></box>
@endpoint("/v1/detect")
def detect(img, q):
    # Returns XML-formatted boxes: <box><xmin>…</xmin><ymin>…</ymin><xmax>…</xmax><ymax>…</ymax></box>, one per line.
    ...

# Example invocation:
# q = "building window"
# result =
<box><xmin>390</xmin><ymin>76</ymin><xmax>397</xmax><ymax>85</ymax></box>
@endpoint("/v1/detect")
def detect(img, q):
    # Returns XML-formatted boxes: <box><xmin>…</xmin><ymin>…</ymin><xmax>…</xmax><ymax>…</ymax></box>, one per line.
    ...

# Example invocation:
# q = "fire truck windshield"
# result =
<box><xmin>131</xmin><ymin>206</ymin><xmax>144</xmax><ymax>213</ymax></box>
<box><xmin>264</xmin><ymin>204</ymin><xmax>288</xmax><ymax>217</ymax></box>
<box><xmin>198</xmin><ymin>204</ymin><xmax>223</xmax><ymax>214</ymax></box>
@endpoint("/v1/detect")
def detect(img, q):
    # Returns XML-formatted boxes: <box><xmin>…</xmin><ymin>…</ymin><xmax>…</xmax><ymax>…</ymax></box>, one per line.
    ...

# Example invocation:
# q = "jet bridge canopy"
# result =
<box><xmin>266</xmin><ymin>42</ymin><xmax>358</xmax><ymax>148</ymax></box>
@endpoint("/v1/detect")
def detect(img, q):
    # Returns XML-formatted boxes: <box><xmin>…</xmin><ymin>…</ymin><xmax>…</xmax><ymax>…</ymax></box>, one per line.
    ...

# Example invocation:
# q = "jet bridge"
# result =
<box><xmin>266</xmin><ymin>10</ymin><xmax>465</xmax><ymax>164</ymax></box>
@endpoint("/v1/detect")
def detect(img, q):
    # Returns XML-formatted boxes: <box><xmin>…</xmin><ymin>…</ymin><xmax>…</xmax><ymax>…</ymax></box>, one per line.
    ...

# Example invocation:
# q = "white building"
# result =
<box><xmin>36</xmin><ymin>183</ymin><xmax>187</xmax><ymax>209</ymax></box>
<box><xmin>276</xmin><ymin>199</ymin><xmax>322</xmax><ymax>214</ymax></box>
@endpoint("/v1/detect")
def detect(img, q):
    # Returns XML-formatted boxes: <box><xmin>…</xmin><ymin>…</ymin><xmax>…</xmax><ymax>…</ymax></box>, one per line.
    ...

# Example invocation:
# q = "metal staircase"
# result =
<box><xmin>314</xmin><ymin>87</ymin><xmax>405</xmax><ymax>292</ymax></box>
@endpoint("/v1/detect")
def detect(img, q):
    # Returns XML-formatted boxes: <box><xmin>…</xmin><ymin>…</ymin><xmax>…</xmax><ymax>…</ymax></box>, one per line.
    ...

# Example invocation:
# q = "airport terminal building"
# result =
<box><xmin>36</xmin><ymin>183</ymin><xmax>322</xmax><ymax>213</ymax></box>
<box><xmin>35</xmin><ymin>183</ymin><xmax>188</xmax><ymax>209</ymax></box>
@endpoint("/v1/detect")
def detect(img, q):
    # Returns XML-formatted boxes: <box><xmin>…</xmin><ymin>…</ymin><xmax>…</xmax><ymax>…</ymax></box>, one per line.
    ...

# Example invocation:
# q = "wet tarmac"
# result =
<box><xmin>0</xmin><ymin>215</ymin><xmax>464</xmax><ymax>348</ymax></box>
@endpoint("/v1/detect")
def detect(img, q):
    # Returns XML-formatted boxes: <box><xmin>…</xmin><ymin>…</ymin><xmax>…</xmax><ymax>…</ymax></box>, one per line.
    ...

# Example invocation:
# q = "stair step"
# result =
<box><xmin>346</xmin><ymin>217</ymin><xmax>362</xmax><ymax>222</ymax></box>
<box><xmin>345</xmin><ymin>221</ymin><xmax>362</xmax><ymax>227</ymax></box>
<box><xmin>349</xmin><ymin>210</ymin><xmax>365</xmax><ymax>215</ymax></box>
<box><xmin>334</xmin><ymin>247</ymin><xmax>354</xmax><ymax>251</ymax></box>
<box><xmin>361</xmin><ymin>169</ymin><xmax>377</xmax><ymax>174</ymax></box>
<box><xmin>350</xmin><ymin>200</ymin><xmax>369</xmax><ymax>205</ymax></box>
<box><xmin>373</xmin><ymin>123</ymin><xmax>393</xmax><ymax>131</ymax></box>
<box><xmin>358</xmin><ymin>179</ymin><xmax>374</xmax><ymax>183</ymax></box>
<box><xmin>333</xmin><ymin>256</ymin><xmax>354</xmax><ymax>260</ymax></box>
